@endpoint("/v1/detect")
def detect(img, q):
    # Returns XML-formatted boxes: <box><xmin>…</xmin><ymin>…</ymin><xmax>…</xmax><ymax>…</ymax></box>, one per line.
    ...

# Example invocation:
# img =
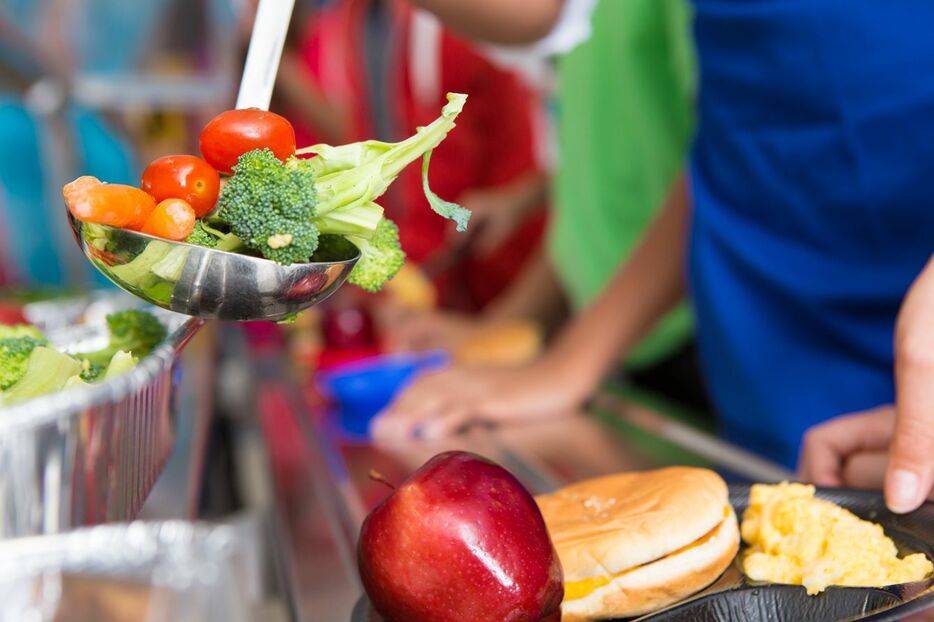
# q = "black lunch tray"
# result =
<box><xmin>353</xmin><ymin>485</ymin><xmax>934</xmax><ymax>622</ymax></box>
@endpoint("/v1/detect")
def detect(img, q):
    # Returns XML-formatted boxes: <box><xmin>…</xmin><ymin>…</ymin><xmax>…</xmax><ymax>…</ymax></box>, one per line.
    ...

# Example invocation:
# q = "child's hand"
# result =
<box><xmin>371</xmin><ymin>354</ymin><xmax>593</xmax><ymax>441</ymax></box>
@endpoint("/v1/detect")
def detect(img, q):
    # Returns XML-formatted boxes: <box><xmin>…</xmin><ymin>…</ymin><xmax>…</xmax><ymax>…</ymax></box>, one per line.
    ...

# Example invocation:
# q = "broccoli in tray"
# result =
<box><xmin>0</xmin><ymin>310</ymin><xmax>167</xmax><ymax>407</ymax></box>
<box><xmin>64</xmin><ymin>93</ymin><xmax>472</xmax><ymax>295</ymax></box>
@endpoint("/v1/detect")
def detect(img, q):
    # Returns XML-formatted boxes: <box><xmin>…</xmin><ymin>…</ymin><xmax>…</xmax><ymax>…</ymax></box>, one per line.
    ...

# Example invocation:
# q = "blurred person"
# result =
<box><xmin>378</xmin><ymin>0</ymin><xmax>934</xmax><ymax>516</ymax></box>
<box><xmin>0</xmin><ymin>201</ymin><xmax>13</xmax><ymax>287</ymax></box>
<box><xmin>382</xmin><ymin>0</ymin><xmax>707</xmax><ymax>412</ymax></box>
<box><xmin>0</xmin><ymin>0</ymin><xmax>191</xmax><ymax>287</ymax></box>
<box><xmin>279</xmin><ymin>0</ymin><xmax>550</xmax><ymax>312</ymax></box>
<box><xmin>0</xmin><ymin>68</ymin><xmax>138</xmax><ymax>287</ymax></box>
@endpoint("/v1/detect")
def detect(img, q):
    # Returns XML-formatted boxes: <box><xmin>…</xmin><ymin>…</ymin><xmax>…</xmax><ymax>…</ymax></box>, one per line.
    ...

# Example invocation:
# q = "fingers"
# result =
<box><xmin>842</xmin><ymin>452</ymin><xmax>934</xmax><ymax>502</ymax></box>
<box><xmin>384</xmin><ymin>315</ymin><xmax>444</xmax><ymax>354</ymax></box>
<box><xmin>887</xmin><ymin>346</ymin><xmax>934</xmax><ymax>512</ymax></box>
<box><xmin>371</xmin><ymin>376</ymin><xmax>450</xmax><ymax>441</ymax></box>
<box><xmin>371</xmin><ymin>371</ymin><xmax>478</xmax><ymax>442</ymax></box>
<box><xmin>420</xmin><ymin>406</ymin><xmax>474</xmax><ymax>441</ymax></box>
<box><xmin>841</xmin><ymin>452</ymin><xmax>888</xmax><ymax>490</ymax></box>
<box><xmin>798</xmin><ymin>407</ymin><xmax>895</xmax><ymax>487</ymax></box>
<box><xmin>887</xmin><ymin>257</ymin><xmax>934</xmax><ymax>513</ymax></box>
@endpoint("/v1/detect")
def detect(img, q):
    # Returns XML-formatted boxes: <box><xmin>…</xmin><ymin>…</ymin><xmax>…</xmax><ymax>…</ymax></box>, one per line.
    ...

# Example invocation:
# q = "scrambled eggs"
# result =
<box><xmin>741</xmin><ymin>482</ymin><xmax>933</xmax><ymax>595</ymax></box>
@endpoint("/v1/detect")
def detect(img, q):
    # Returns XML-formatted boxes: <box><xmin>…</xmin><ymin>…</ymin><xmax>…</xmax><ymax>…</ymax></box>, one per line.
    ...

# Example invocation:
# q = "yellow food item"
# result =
<box><xmin>564</xmin><ymin>576</ymin><xmax>611</xmax><ymax>602</ymax></box>
<box><xmin>740</xmin><ymin>482</ymin><xmax>933</xmax><ymax>595</ymax></box>
<box><xmin>383</xmin><ymin>264</ymin><xmax>436</xmax><ymax>311</ymax></box>
<box><xmin>454</xmin><ymin>321</ymin><xmax>542</xmax><ymax>367</ymax></box>
<box><xmin>563</xmin><ymin>506</ymin><xmax>732</xmax><ymax>601</ymax></box>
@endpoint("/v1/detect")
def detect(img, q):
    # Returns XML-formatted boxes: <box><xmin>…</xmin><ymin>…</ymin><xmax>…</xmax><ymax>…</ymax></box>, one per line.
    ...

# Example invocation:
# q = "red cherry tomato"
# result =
<box><xmin>141</xmin><ymin>198</ymin><xmax>196</xmax><ymax>241</ymax></box>
<box><xmin>199</xmin><ymin>108</ymin><xmax>296</xmax><ymax>174</ymax></box>
<box><xmin>0</xmin><ymin>303</ymin><xmax>27</xmax><ymax>325</ymax></box>
<box><xmin>141</xmin><ymin>155</ymin><xmax>220</xmax><ymax>218</ymax></box>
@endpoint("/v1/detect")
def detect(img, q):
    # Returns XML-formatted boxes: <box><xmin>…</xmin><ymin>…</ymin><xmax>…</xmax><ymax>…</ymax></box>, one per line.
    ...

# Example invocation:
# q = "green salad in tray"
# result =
<box><xmin>64</xmin><ymin>93</ymin><xmax>472</xmax><ymax>294</ymax></box>
<box><xmin>0</xmin><ymin>310</ymin><xmax>166</xmax><ymax>407</ymax></box>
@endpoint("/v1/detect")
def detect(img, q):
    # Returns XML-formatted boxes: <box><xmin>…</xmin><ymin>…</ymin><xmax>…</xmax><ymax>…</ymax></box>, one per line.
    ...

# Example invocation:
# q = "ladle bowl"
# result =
<box><xmin>68</xmin><ymin>212</ymin><xmax>359</xmax><ymax>321</ymax></box>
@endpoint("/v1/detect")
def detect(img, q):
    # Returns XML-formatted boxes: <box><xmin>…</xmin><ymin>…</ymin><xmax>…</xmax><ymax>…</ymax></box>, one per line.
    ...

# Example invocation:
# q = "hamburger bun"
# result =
<box><xmin>384</xmin><ymin>264</ymin><xmax>437</xmax><ymax>311</ymax></box>
<box><xmin>536</xmin><ymin>467</ymin><xmax>739</xmax><ymax>621</ymax></box>
<box><xmin>454</xmin><ymin>321</ymin><xmax>542</xmax><ymax>367</ymax></box>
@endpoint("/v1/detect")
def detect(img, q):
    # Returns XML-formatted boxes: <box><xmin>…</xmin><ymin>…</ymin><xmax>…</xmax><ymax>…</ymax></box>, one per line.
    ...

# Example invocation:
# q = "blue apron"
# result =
<box><xmin>688</xmin><ymin>1</ymin><xmax>934</xmax><ymax>468</ymax></box>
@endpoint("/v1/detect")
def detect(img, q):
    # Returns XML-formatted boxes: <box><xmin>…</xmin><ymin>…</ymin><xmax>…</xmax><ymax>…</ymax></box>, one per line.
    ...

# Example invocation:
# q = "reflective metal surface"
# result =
<box><xmin>68</xmin><ymin>214</ymin><xmax>360</xmax><ymax>322</ymax></box>
<box><xmin>0</xmin><ymin>304</ymin><xmax>201</xmax><ymax>538</ymax></box>
<box><xmin>0</xmin><ymin>520</ymin><xmax>261</xmax><ymax>622</ymax></box>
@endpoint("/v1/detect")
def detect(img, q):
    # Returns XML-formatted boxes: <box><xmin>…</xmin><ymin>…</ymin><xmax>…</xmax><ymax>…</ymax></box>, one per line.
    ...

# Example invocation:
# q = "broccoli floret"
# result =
<box><xmin>185</xmin><ymin>221</ymin><xmax>220</xmax><ymax>248</ymax></box>
<box><xmin>0</xmin><ymin>333</ymin><xmax>48</xmax><ymax>390</ymax></box>
<box><xmin>75</xmin><ymin>310</ymin><xmax>167</xmax><ymax>367</ymax></box>
<box><xmin>0</xmin><ymin>325</ymin><xmax>44</xmax><ymax>341</ymax></box>
<box><xmin>79</xmin><ymin>359</ymin><xmax>105</xmax><ymax>382</ymax></box>
<box><xmin>0</xmin><ymin>318</ymin><xmax>155</xmax><ymax>406</ymax></box>
<box><xmin>346</xmin><ymin>219</ymin><xmax>406</xmax><ymax>293</ymax></box>
<box><xmin>174</xmin><ymin>95</ymin><xmax>472</xmax><ymax>297</ymax></box>
<box><xmin>309</xmin><ymin>234</ymin><xmax>360</xmax><ymax>263</ymax></box>
<box><xmin>0</xmin><ymin>346</ymin><xmax>82</xmax><ymax>406</ymax></box>
<box><xmin>217</xmin><ymin>149</ymin><xmax>319</xmax><ymax>264</ymax></box>
<box><xmin>185</xmin><ymin>220</ymin><xmax>244</xmax><ymax>252</ymax></box>
<box><xmin>103</xmin><ymin>351</ymin><xmax>137</xmax><ymax>379</ymax></box>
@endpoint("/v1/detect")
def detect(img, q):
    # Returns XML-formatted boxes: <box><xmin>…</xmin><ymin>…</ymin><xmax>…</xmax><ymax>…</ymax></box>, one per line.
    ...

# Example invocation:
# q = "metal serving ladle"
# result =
<box><xmin>67</xmin><ymin>0</ymin><xmax>360</xmax><ymax>322</ymax></box>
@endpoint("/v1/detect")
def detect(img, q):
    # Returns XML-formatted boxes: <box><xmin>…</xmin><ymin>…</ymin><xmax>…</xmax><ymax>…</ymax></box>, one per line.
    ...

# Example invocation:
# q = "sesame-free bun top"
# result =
<box><xmin>453</xmin><ymin>321</ymin><xmax>542</xmax><ymax>367</ymax></box>
<box><xmin>536</xmin><ymin>467</ymin><xmax>730</xmax><ymax>581</ymax></box>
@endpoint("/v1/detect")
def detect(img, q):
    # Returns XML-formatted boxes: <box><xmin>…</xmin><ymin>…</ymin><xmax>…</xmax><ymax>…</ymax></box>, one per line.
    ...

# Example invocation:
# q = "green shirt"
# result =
<box><xmin>549</xmin><ymin>0</ymin><xmax>696</xmax><ymax>368</ymax></box>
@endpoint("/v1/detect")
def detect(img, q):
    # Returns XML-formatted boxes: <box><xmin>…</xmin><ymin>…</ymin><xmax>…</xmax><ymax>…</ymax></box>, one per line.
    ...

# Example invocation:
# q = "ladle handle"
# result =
<box><xmin>235</xmin><ymin>0</ymin><xmax>296</xmax><ymax>110</ymax></box>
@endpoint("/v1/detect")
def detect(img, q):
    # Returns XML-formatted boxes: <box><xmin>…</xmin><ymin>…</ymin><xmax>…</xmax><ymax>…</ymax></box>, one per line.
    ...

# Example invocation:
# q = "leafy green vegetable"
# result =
<box><xmin>103</xmin><ymin>351</ymin><xmax>137</xmax><ymax>379</ymax></box>
<box><xmin>0</xmin><ymin>311</ymin><xmax>166</xmax><ymax>407</ymax></box>
<box><xmin>345</xmin><ymin>219</ymin><xmax>406</xmax><ymax>293</ymax></box>
<box><xmin>108</xmin><ymin>241</ymin><xmax>173</xmax><ymax>290</ymax></box>
<box><xmin>0</xmin><ymin>325</ymin><xmax>45</xmax><ymax>341</ymax></box>
<box><xmin>315</xmin><ymin>201</ymin><xmax>384</xmax><ymax>239</ymax></box>
<box><xmin>0</xmin><ymin>333</ymin><xmax>48</xmax><ymax>390</ymax></box>
<box><xmin>75</xmin><ymin>310</ymin><xmax>167</xmax><ymax>367</ymax></box>
<box><xmin>422</xmin><ymin>150</ymin><xmax>470</xmax><ymax>232</ymax></box>
<box><xmin>185</xmin><ymin>221</ymin><xmax>221</xmax><ymax>248</ymax></box>
<box><xmin>298</xmin><ymin>93</ymin><xmax>468</xmax><ymax>222</ymax></box>
<box><xmin>184</xmin><ymin>220</ymin><xmax>244</xmax><ymax>252</ymax></box>
<box><xmin>79</xmin><ymin>359</ymin><xmax>105</xmax><ymax>382</ymax></box>
<box><xmin>151</xmin><ymin>246</ymin><xmax>191</xmax><ymax>282</ymax></box>
<box><xmin>0</xmin><ymin>347</ymin><xmax>82</xmax><ymax>406</ymax></box>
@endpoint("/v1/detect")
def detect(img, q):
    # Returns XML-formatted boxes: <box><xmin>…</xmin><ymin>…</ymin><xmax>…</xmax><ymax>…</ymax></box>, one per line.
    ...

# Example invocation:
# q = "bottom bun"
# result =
<box><xmin>561</xmin><ymin>506</ymin><xmax>739</xmax><ymax>622</ymax></box>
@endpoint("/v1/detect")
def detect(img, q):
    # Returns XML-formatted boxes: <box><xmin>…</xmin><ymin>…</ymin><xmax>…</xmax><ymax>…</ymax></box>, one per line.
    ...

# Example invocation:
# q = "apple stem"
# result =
<box><xmin>369</xmin><ymin>470</ymin><xmax>397</xmax><ymax>490</ymax></box>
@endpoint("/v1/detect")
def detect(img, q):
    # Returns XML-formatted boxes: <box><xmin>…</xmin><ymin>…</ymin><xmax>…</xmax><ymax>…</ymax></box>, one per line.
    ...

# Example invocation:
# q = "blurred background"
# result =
<box><xmin>0</xmin><ymin>0</ymin><xmax>241</xmax><ymax>287</ymax></box>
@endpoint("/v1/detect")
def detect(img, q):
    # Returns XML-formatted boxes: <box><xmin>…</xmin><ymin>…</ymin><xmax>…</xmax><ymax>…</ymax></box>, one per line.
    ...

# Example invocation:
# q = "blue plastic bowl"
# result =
<box><xmin>317</xmin><ymin>351</ymin><xmax>449</xmax><ymax>436</ymax></box>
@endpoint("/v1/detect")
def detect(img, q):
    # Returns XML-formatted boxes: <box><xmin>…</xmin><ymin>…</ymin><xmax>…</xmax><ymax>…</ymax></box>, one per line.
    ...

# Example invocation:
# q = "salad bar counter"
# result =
<box><xmin>0</xmin><ymin>294</ymin><xmax>201</xmax><ymax>538</ymax></box>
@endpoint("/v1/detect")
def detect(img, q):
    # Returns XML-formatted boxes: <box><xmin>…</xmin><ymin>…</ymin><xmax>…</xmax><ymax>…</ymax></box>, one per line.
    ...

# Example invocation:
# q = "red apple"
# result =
<box><xmin>358</xmin><ymin>451</ymin><xmax>564</xmax><ymax>622</ymax></box>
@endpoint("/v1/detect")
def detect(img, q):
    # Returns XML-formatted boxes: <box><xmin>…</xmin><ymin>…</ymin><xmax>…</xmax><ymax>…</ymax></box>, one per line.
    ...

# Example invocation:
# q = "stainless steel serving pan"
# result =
<box><xmin>0</xmin><ymin>297</ymin><xmax>201</xmax><ymax>538</ymax></box>
<box><xmin>0</xmin><ymin>520</ymin><xmax>258</xmax><ymax>622</ymax></box>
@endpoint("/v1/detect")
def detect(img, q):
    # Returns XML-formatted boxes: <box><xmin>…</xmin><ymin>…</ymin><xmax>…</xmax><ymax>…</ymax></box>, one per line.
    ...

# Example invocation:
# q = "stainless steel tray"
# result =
<box><xmin>0</xmin><ymin>296</ymin><xmax>202</xmax><ymax>538</ymax></box>
<box><xmin>0</xmin><ymin>520</ymin><xmax>258</xmax><ymax>622</ymax></box>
